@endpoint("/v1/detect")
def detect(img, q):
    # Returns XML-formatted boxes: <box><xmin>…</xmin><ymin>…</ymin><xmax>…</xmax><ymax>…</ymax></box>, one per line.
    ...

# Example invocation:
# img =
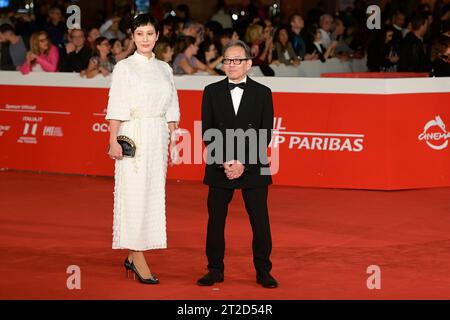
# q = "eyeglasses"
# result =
<box><xmin>38</xmin><ymin>37</ymin><xmax>48</xmax><ymax>42</ymax></box>
<box><xmin>223</xmin><ymin>58</ymin><xmax>249</xmax><ymax>65</ymax></box>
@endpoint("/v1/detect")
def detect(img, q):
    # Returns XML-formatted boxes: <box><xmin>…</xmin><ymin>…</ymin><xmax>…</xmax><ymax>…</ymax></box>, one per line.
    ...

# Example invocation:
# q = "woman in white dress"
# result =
<box><xmin>106</xmin><ymin>14</ymin><xmax>180</xmax><ymax>284</ymax></box>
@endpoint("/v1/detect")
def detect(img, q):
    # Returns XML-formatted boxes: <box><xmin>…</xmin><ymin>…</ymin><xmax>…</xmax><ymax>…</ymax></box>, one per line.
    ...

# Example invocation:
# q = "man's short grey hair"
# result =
<box><xmin>320</xmin><ymin>14</ymin><xmax>333</xmax><ymax>26</ymax></box>
<box><xmin>222</xmin><ymin>40</ymin><xmax>252</xmax><ymax>59</ymax></box>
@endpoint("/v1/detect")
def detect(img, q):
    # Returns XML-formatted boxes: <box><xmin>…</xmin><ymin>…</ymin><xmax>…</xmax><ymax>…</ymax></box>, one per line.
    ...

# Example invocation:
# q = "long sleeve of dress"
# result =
<box><xmin>36</xmin><ymin>46</ymin><xmax>59</xmax><ymax>72</ymax></box>
<box><xmin>19</xmin><ymin>60</ymin><xmax>31</xmax><ymax>74</ymax></box>
<box><xmin>164</xmin><ymin>64</ymin><xmax>180</xmax><ymax>123</ymax></box>
<box><xmin>105</xmin><ymin>62</ymin><xmax>131</xmax><ymax>121</ymax></box>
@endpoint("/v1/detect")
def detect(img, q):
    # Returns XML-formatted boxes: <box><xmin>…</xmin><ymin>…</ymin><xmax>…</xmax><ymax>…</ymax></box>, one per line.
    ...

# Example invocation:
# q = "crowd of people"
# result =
<box><xmin>0</xmin><ymin>0</ymin><xmax>449</xmax><ymax>77</ymax></box>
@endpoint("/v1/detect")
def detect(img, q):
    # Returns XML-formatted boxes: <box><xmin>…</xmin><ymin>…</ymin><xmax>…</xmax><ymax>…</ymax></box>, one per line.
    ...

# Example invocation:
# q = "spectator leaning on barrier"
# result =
<box><xmin>86</xmin><ymin>36</ymin><xmax>115</xmax><ymax>78</ymax></box>
<box><xmin>398</xmin><ymin>14</ymin><xmax>430</xmax><ymax>72</ymax></box>
<box><xmin>59</xmin><ymin>28</ymin><xmax>92</xmax><ymax>73</ymax></box>
<box><xmin>305</xmin><ymin>23</ymin><xmax>336</xmax><ymax>63</ymax></box>
<box><xmin>272</xmin><ymin>25</ymin><xmax>300</xmax><ymax>66</ymax></box>
<box><xmin>0</xmin><ymin>23</ymin><xmax>27</xmax><ymax>70</ymax></box>
<box><xmin>19</xmin><ymin>31</ymin><xmax>59</xmax><ymax>74</ymax></box>
<box><xmin>172</xmin><ymin>35</ymin><xmax>217</xmax><ymax>75</ymax></box>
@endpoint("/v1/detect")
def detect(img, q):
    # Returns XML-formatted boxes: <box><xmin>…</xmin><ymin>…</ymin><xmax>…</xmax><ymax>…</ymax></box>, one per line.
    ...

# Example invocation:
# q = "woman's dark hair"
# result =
<box><xmin>369</xmin><ymin>25</ymin><xmax>396</xmax><ymax>52</ymax></box>
<box><xmin>109</xmin><ymin>38</ymin><xmax>120</xmax><ymax>48</ymax></box>
<box><xmin>197</xmin><ymin>39</ymin><xmax>218</xmax><ymax>64</ymax></box>
<box><xmin>131</xmin><ymin>14</ymin><xmax>159</xmax><ymax>34</ymax></box>
<box><xmin>205</xmin><ymin>20</ymin><xmax>223</xmax><ymax>40</ymax></box>
<box><xmin>174</xmin><ymin>35</ymin><xmax>196</xmax><ymax>56</ymax></box>
<box><xmin>306</xmin><ymin>23</ymin><xmax>320</xmax><ymax>43</ymax></box>
<box><xmin>273</xmin><ymin>25</ymin><xmax>290</xmax><ymax>47</ymax></box>
<box><xmin>94</xmin><ymin>36</ymin><xmax>108</xmax><ymax>56</ymax></box>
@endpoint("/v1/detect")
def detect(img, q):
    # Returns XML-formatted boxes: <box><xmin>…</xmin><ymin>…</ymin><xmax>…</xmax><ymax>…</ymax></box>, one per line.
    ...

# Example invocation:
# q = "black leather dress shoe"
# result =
<box><xmin>197</xmin><ymin>271</ymin><xmax>224</xmax><ymax>286</ymax></box>
<box><xmin>256</xmin><ymin>272</ymin><xmax>278</xmax><ymax>288</ymax></box>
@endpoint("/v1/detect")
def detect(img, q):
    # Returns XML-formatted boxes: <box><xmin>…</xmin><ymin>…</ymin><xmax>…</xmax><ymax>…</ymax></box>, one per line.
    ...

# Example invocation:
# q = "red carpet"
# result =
<box><xmin>0</xmin><ymin>170</ymin><xmax>449</xmax><ymax>299</ymax></box>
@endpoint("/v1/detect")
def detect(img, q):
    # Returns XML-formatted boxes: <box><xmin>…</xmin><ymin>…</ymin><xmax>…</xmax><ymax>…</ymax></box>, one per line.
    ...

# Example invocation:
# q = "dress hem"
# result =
<box><xmin>112</xmin><ymin>244</ymin><xmax>167</xmax><ymax>251</ymax></box>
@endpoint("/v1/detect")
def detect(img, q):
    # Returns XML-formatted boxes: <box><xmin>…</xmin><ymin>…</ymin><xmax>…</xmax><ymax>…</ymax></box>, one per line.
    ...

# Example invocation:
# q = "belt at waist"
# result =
<box><xmin>131</xmin><ymin>115</ymin><xmax>165</xmax><ymax>120</ymax></box>
<box><xmin>130</xmin><ymin>108</ymin><xmax>164</xmax><ymax>120</ymax></box>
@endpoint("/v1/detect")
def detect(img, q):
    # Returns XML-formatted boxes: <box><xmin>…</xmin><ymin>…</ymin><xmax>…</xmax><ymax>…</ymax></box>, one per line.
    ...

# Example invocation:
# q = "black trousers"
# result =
<box><xmin>206</xmin><ymin>185</ymin><xmax>272</xmax><ymax>274</ymax></box>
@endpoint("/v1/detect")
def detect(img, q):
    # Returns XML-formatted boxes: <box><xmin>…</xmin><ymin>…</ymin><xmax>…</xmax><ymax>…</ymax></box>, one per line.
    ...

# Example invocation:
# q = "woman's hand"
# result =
<box><xmin>99</xmin><ymin>67</ymin><xmax>110</xmax><ymax>77</ymax></box>
<box><xmin>108</xmin><ymin>141</ymin><xmax>123</xmax><ymax>160</ymax></box>
<box><xmin>25</xmin><ymin>52</ymin><xmax>34</xmax><ymax>63</ymax></box>
<box><xmin>168</xmin><ymin>141</ymin><xmax>180</xmax><ymax>166</ymax></box>
<box><xmin>292</xmin><ymin>58</ymin><xmax>301</xmax><ymax>66</ymax></box>
<box><xmin>264</xmin><ymin>36</ymin><xmax>273</xmax><ymax>48</ymax></box>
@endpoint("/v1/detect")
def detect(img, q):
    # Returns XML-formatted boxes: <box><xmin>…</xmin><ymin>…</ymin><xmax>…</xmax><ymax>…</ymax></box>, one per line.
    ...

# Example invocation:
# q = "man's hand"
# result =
<box><xmin>224</xmin><ymin>160</ymin><xmax>245</xmax><ymax>180</ymax></box>
<box><xmin>66</xmin><ymin>42</ymin><xmax>75</xmax><ymax>54</ymax></box>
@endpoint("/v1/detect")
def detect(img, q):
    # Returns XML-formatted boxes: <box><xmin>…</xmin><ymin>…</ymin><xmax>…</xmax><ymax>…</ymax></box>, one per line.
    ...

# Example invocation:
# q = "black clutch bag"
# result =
<box><xmin>117</xmin><ymin>135</ymin><xmax>136</xmax><ymax>157</ymax></box>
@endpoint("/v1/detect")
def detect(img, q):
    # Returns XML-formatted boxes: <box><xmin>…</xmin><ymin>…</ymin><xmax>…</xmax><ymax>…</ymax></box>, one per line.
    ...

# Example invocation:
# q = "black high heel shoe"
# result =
<box><xmin>124</xmin><ymin>258</ymin><xmax>160</xmax><ymax>284</ymax></box>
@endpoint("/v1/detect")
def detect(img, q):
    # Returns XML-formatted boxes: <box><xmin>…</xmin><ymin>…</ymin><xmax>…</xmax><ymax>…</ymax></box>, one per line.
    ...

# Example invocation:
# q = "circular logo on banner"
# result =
<box><xmin>418</xmin><ymin>116</ymin><xmax>449</xmax><ymax>150</ymax></box>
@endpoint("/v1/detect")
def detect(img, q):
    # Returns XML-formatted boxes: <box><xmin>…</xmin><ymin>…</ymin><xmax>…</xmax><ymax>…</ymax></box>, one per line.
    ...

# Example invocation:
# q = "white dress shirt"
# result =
<box><xmin>228</xmin><ymin>76</ymin><xmax>247</xmax><ymax>115</ymax></box>
<box><xmin>313</xmin><ymin>41</ymin><xmax>324</xmax><ymax>54</ymax></box>
<box><xmin>319</xmin><ymin>28</ymin><xmax>331</xmax><ymax>49</ymax></box>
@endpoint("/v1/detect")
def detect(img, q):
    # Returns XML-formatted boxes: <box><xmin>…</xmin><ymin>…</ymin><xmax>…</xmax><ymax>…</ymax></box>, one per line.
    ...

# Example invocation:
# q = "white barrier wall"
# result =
<box><xmin>249</xmin><ymin>57</ymin><xmax>368</xmax><ymax>77</ymax></box>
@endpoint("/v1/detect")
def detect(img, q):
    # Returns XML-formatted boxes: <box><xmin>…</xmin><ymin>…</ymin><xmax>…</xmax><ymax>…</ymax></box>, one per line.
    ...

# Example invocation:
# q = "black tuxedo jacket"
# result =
<box><xmin>201</xmin><ymin>76</ymin><xmax>274</xmax><ymax>189</ymax></box>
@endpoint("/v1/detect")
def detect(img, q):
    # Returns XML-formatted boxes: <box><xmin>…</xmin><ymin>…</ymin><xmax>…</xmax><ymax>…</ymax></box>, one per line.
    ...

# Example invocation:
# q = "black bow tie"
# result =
<box><xmin>228</xmin><ymin>82</ymin><xmax>246</xmax><ymax>90</ymax></box>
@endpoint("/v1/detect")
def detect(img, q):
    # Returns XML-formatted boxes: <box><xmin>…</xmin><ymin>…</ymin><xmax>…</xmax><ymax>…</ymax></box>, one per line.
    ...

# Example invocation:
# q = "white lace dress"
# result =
<box><xmin>105</xmin><ymin>51</ymin><xmax>180</xmax><ymax>251</ymax></box>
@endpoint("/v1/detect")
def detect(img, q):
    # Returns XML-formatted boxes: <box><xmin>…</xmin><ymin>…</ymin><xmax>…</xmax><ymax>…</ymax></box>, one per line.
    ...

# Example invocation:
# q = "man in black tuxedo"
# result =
<box><xmin>197</xmin><ymin>40</ymin><xmax>277</xmax><ymax>288</ymax></box>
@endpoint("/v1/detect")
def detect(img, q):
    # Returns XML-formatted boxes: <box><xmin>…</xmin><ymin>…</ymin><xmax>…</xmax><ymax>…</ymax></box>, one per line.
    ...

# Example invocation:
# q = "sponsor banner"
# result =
<box><xmin>0</xmin><ymin>85</ymin><xmax>449</xmax><ymax>189</ymax></box>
